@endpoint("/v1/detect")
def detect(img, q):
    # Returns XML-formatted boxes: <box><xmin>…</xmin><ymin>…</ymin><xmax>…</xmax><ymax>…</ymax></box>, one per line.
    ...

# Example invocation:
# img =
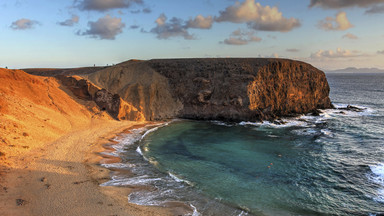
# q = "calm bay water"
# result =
<box><xmin>103</xmin><ymin>73</ymin><xmax>384</xmax><ymax>215</ymax></box>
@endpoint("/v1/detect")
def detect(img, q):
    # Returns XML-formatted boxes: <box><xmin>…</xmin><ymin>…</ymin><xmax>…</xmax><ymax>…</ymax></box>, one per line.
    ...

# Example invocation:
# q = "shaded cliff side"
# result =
<box><xmin>84</xmin><ymin>58</ymin><xmax>333</xmax><ymax>121</ymax></box>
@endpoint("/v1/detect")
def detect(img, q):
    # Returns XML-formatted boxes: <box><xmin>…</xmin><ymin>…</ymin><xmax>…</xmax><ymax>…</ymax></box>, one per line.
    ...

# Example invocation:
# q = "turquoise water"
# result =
<box><xmin>103</xmin><ymin>73</ymin><xmax>384</xmax><ymax>215</ymax></box>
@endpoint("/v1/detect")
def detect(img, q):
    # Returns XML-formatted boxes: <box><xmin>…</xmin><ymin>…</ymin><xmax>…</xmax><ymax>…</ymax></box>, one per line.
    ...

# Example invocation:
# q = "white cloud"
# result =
<box><xmin>150</xmin><ymin>14</ymin><xmax>194</xmax><ymax>40</ymax></box>
<box><xmin>186</xmin><ymin>15</ymin><xmax>213</xmax><ymax>29</ymax></box>
<box><xmin>318</xmin><ymin>12</ymin><xmax>353</xmax><ymax>31</ymax></box>
<box><xmin>215</xmin><ymin>0</ymin><xmax>300</xmax><ymax>32</ymax></box>
<box><xmin>221</xmin><ymin>29</ymin><xmax>261</xmax><ymax>45</ymax></box>
<box><xmin>342</xmin><ymin>33</ymin><xmax>358</xmax><ymax>39</ymax></box>
<box><xmin>378</xmin><ymin>50</ymin><xmax>384</xmax><ymax>54</ymax></box>
<box><xmin>310</xmin><ymin>48</ymin><xmax>361</xmax><ymax>59</ymax></box>
<box><xmin>10</xmin><ymin>18</ymin><xmax>40</xmax><ymax>30</ymax></box>
<box><xmin>77</xmin><ymin>0</ymin><xmax>143</xmax><ymax>11</ymax></box>
<box><xmin>58</xmin><ymin>15</ymin><xmax>79</xmax><ymax>27</ymax></box>
<box><xmin>78</xmin><ymin>15</ymin><xmax>125</xmax><ymax>40</ymax></box>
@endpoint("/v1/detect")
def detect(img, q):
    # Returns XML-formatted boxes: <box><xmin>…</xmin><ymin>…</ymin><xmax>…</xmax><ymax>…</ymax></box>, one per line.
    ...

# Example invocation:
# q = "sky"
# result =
<box><xmin>1</xmin><ymin>0</ymin><xmax>384</xmax><ymax>70</ymax></box>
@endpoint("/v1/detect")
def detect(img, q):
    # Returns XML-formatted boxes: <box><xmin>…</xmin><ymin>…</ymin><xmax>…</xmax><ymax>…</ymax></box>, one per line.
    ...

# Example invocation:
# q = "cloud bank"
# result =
<box><xmin>150</xmin><ymin>14</ymin><xmax>194</xmax><ymax>40</ymax></box>
<box><xmin>365</xmin><ymin>5</ymin><xmax>384</xmax><ymax>13</ymax></box>
<box><xmin>215</xmin><ymin>0</ymin><xmax>300</xmax><ymax>32</ymax></box>
<box><xmin>186</xmin><ymin>15</ymin><xmax>213</xmax><ymax>29</ymax></box>
<box><xmin>309</xmin><ymin>0</ymin><xmax>384</xmax><ymax>14</ymax></box>
<box><xmin>318</xmin><ymin>12</ymin><xmax>353</xmax><ymax>31</ymax></box>
<box><xmin>78</xmin><ymin>15</ymin><xmax>125</xmax><ymax>40</ymax></box>
<box><xmin>309</xmin><ymin>0</ymin><xmax>384</xmax><ymax>9</ymax></box>
<box><xmin>310</xmin><ymin>48</ymin><xmax>360</xmax><ymax>59</ymax></box>
<box><xmin>77</xmin><ymin>0</ymin><xmax>143</xmax><ymax>11</ymax></box>
<box><xmin>150</xmin><ymin>14</ymin><xmax>213</xmax><ymax>40</ymax></box>
<box><xmin>10</xmin><ymin>18</ymin><xmax>40</xmax><ymax>30</ymax></box>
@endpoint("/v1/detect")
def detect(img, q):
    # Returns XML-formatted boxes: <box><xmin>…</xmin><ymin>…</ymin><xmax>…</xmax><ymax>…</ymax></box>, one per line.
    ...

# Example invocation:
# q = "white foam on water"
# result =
<box><xmin>373</xmin><ymin>189</ymin><xmax>384</xmax><ymax>203</ymax></box>
<box><xmin>102</xmin><ymin>175</ymin><xmax>163</xmax><ymax>187</ymax></box>
<box><xmin>321</xmin><ymin>129</ymin><xmax>333</xmax><ymax>137</ymax></box>
<box><xmin>321</xmin><ymin>104</ymin><xmax>375</xmax><ymax>117</ymax></box>
<box><xmin>139</xmin><ymin>121</ymin><xmax>173</xmax><ymax>141</ymax></box>
<box><xmin>169</xmin><ymin>172</ymin><xmax>184</xmax><ymax>182</ymax></box>
<box><xmin>210</xmin><ymin>120</ymin><xmax>234</xmax><ymax>127</ymax></box>
<box><xmin>135</xmin><ymin>145</ymin><xmax>144</xmax><ymax>156</ymax></box>
<box><xmin>370</xmin><ymin>163</ymin><xmax>384</xmax><ymax>184</ymax></box>
<box><xmin>368</xmin><ymin>163</ymin><xmax>384</xmax><ymax>203</ymax></box>
<box><xmin>239</xmin><ymin>119</ymin><xmax>309</xmax><ymax>128</ymax></box>
<box><xmin>101</xmin><ymin>163</ymin><xmax>135</xmax><ymax>169</ymax></box>
<box><xmin>190</xmin><ymin>204</ymin><xmax>201</xmax><ymax>216</ymax></box>
<box><xmin>238</xmin><ymin>211</ymin><xmax>248</xmax><ymax>216</ymax></box>
<box><xmin>128</xmin><ymin>190</ymin><xmax>164</xmax><ymax>206</ymax></box>
<box><xmin>100</xmin><ymin>122</ymin><xmax>171</xmax><ymax>186</ymax></box>
<box><xmin>292</xmin><ymin>128</ymin><xmax>319</xmax><ymax>136</ymax></box>
<box><xmin>168</xmin><ymin>172</ymin><xmax>194</xmax><ymax>186</ymax></box>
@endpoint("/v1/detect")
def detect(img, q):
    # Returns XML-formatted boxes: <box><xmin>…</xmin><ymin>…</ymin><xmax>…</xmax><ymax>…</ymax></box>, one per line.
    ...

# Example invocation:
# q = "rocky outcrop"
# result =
<box><xmin>56</xmin><ymin>75</ymin><xmax>145</xmax><ymax>121</ymax></box>
<box><xmin>83</xmin><ymin>58</ymin><xmax>332</xmax><ymax>122</ymax></box>
<box><xmin>83</xmin><ymin>62</ymin><xmax>183</xmax><ymax>121</ymax></box>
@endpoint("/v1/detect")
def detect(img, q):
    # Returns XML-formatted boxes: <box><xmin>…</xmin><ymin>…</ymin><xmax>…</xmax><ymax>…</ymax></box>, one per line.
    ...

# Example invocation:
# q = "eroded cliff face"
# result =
<box><xmin>83</xmin><ymin>62</ymin><xmax>183</xmax><ymax>121</ymax></box>
<box><xmin>83</xmin><ymin>58</ymin><xmax>332</xmax><ymax>122</ymax></box>
<box><xmin>56</xmin><ymin>75</ymin><xmax>145</xmax><ymax>121</ymax></box>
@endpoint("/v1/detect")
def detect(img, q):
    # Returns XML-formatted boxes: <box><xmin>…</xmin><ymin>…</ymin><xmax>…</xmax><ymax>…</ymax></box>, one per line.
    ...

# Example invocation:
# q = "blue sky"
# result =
<box><xmin>1</xmin><ymin>0</ymin><xmax>384</xmax><ymax>70</ymax></box>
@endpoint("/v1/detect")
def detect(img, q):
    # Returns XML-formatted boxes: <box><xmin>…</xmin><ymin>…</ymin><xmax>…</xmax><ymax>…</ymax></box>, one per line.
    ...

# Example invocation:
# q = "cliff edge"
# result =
<box><xmin>83</xmin><ymin>58</ymin><xmax>333</xmax><ymax>121</ymax></box>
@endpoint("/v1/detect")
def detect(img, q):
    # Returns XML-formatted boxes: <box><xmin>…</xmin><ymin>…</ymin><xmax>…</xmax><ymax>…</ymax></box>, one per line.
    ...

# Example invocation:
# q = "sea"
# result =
<box><xmin>101</xmin><ymin>72</ymin><xmax>384</xmax><ymax>216</ymax></box>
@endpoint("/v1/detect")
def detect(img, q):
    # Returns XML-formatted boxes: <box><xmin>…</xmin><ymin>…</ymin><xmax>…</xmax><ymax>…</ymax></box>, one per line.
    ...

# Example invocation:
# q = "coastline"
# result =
<box><xmin>0</xmin><ymin>119</ymin><xmax>172</xmax><ymax>216</ymax></box>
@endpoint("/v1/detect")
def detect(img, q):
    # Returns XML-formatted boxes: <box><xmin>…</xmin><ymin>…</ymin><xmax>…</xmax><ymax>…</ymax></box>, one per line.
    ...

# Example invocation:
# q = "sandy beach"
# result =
<box><xmin>0</xmin><ymin>69</ymin><xmax>187</xmax><ymax>215</ymax></box>
<box><xmin>0</xmin><ymin>119</ymin><xmax>177</xmax><ymax>216</ymax></box>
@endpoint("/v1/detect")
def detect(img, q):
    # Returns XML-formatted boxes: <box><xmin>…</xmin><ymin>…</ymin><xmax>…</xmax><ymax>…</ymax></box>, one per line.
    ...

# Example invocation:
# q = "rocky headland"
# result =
<box><xmin>82</xmin><ymin>58</ymin><xmax>333</xmax><ymax>121</ymax></box>
<box><xmin>22</xmin><ymin>58</ymin><xmax>333</xmax><ymax>122</ymax></box>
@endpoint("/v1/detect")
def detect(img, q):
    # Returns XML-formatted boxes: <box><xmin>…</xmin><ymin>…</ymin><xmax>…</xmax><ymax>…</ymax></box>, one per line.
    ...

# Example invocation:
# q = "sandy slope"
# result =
<box><xmin>0</xmin><ymin>69</ymin><xmax>173</xmax><ymax>215</ymax></box>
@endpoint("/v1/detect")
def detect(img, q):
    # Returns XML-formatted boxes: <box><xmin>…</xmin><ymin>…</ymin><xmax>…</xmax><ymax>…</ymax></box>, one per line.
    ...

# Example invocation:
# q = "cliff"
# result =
<box><xmin>83</xmin><ymin>58</ymin><xmax>333</xmax><ymax>121</ymax></box>
<box><xmin>56</xmin><ymin>75</ymin><xmax>144</xmax><ymax>121</ymax></box>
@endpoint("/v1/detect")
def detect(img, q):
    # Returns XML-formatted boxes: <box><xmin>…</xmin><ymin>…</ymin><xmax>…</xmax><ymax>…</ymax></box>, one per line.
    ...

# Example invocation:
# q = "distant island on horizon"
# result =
<box><xmin>325</xmin><ymin>67</ymin><xmax>384</xmax><ymax>73</ymax></box>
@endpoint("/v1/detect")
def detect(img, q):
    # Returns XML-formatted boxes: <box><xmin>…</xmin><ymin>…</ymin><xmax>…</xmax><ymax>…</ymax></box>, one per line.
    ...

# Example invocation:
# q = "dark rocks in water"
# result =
<box><xmin>80</xmin><ymin>58</ymin><xmax>333</xmax><ymax>122</ymax></box>
<box><xmin>338</xmin><ymin>105</ymin><xmax>365</xmax><ymax>112</ymax></box>
<box><xmin>310</xmin><ymin>109</ymin><xmax>323</xmax><ymax>116</ymax></box>
<box><xmin>273</xmin><ymin>119</ymin><xmax>287</xmax><ymax>125</ymax></box>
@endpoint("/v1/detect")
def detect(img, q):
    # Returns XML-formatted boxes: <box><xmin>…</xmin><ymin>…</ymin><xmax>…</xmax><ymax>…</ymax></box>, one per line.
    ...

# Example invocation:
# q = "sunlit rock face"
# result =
<box><xmin>84</xmin><ymin>58</ymin><xmax>332</xmax><ymax>122</ymax></box>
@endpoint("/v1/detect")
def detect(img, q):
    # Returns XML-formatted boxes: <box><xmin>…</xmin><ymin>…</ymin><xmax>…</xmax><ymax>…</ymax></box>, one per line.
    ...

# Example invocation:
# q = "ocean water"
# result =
<box><xmin>102</xmin><ymin>72</ymin><xmax>384</xmax><ymax>216</ymax></box>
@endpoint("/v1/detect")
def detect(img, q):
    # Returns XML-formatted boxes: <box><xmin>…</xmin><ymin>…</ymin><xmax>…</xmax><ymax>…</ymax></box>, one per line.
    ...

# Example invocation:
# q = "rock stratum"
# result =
<box><xmin>82</xmin><ymin>58</ymin><xmax>333</xmax><ymax>121</ymax></box>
